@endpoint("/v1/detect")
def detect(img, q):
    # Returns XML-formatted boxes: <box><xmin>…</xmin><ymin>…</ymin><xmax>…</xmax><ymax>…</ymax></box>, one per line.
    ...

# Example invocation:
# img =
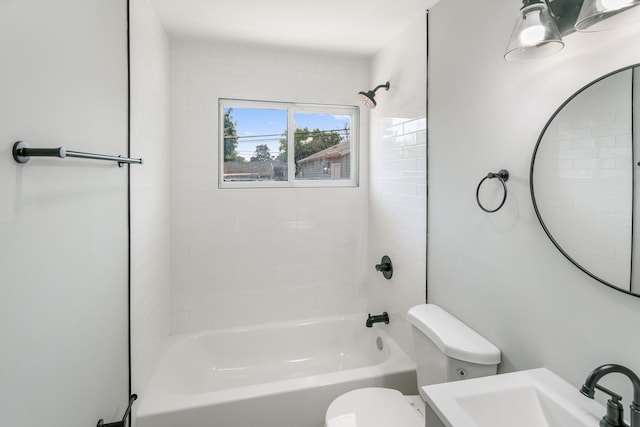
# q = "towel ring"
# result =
<box><xmin>476</xmin><ymin>169</ymin><xmax>509</xmax><ymax>213</ymax></box>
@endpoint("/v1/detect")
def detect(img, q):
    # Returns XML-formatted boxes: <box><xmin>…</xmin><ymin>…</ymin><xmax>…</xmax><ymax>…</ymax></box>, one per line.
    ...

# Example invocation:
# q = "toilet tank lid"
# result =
<box><xmin>407</xmin><ymin>304</ymin><xmax>501</xmax><ymax>365</ymax></box>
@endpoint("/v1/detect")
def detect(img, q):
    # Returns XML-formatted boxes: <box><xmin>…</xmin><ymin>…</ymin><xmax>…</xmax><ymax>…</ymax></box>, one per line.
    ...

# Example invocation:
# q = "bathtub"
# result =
<box><xmin>136</xmin><ymin>315</ymin><xmax>417</xmax><ymax>427</ymax></box>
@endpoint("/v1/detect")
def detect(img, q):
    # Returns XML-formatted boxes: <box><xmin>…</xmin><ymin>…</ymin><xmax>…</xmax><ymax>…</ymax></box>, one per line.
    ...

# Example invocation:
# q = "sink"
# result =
<box><xmin>422</xmin><ymin>368</ymin><xmax>606</xmax><ymax>427</ymax></box>
<box><xmin>457</xmin><ymin>385</ymin><xmax>593</xmax><ymax>427</ymax></box>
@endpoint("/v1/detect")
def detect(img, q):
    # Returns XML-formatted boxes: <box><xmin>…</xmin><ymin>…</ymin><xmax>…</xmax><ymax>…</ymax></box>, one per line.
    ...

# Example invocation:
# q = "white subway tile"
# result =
<box><xmin>168</xmin><ymin>41</ymin><xmax>372</xmax><ymax>333</ymax></box>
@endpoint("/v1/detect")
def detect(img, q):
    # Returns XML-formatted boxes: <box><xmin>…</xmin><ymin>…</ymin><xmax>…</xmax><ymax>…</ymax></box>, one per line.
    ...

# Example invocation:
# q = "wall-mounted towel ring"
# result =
<box><xmin>476</xmin><ymin>169</ymin><xmax>509</xmax><ymax>213</ymax></box>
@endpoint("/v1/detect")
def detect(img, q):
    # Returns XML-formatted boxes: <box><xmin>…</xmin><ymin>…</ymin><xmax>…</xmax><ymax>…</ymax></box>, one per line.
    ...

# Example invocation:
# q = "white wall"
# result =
<box><xmin>0</xmin><ymin>1</ymin><xmax>130</xmax><ymax>426</ymax></box>
<box><xmin>169</xmin><ymin>42</ymin><xmax>370</xmax><ymax>333</ymax></box>
<box><xmin>366</xmin><ymin>14</ymin><xmax>428</xmax><ymax>359</ymax></box>
<box><xmin>429</xmin><ymin>0</ymin><xmax>640</xmax><ymax>406</ymax></box>
<box><xmin>130</xmin><ymin>0</ymin><xmax>171</xmax><ymax>397</ymax></box>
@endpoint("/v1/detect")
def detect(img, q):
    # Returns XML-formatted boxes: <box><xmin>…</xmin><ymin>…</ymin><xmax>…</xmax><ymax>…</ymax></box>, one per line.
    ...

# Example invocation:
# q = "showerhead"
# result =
<box><xmin>357</xmin><ymin>82</ymin><xmax>390</xmax><ymax>109</ymax></box>
<box><xmin>358</xmin><ymin>90</ymin><xmax>377</xmax><ymax>108</ymax></box>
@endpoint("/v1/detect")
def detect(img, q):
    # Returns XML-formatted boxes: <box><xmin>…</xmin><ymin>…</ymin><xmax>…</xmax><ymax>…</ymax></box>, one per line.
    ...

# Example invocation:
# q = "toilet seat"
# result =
<box><xmin>325</xmin><ymin>388</ymin><xmax>423</xmax><ymax>427</ymax></box>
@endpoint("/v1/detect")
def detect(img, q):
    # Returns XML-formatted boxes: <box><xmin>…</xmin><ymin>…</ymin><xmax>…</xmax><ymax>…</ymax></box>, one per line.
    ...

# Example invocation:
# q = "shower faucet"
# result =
<box><xmin>375</xmin><ymin>255</ymin><xmax>393</xmax><ymax>279</ymax></box>
<box><xmin>581</xmin><ymin>364</ymin><xmax>640</xmax><ymax>427</ymax></box>
<box><xmin>366</xmin><ymin>312</ymin><xmax>389</xmax><ymax>328</ymax></box>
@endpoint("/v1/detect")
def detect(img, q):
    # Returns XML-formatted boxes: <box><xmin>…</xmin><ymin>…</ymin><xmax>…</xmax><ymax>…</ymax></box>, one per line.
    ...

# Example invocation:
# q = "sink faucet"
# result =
<box><xmin>366</xmin><ymin>312</ymin><xmax>389</xmax><ymax>328</ymax></box>
<box><xmin>580</xmin><ymin>364</ymin><xmax>640</xmax><ymax>427</ymax></box>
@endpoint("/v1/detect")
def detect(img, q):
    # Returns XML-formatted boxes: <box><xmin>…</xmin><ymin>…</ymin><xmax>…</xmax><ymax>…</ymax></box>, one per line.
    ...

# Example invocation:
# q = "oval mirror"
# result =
<box><xmin>531</xmin><ymin>64</ymin><xmax>639</xmax><ymax>297</ymax></box>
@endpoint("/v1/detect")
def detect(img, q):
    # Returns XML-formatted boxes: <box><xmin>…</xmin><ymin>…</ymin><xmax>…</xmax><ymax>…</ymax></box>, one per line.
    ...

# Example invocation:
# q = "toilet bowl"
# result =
<box><xmin>326</xmin><ymin>387</ymin><xmax>423</xmax><ymax>427</ymax></box>
<box><xmin>325</xmin><ymin>304</ymin><xmax>501</xmax><ymax>427</ymax></box>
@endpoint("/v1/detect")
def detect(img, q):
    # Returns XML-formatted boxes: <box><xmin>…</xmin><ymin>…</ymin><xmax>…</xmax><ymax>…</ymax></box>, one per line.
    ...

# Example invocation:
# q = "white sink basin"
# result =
<box><xmin>422</xmin><ymin>368</ymin><xmax>606</xmax><ymax>427</ymax></box>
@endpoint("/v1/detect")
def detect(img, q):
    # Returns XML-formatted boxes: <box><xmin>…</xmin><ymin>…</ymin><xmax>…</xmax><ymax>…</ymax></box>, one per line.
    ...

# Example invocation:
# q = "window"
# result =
<box><xmin>219</xmin><ymin>99</ymin><xmax>358</xmax><ymax>188</ymax></box>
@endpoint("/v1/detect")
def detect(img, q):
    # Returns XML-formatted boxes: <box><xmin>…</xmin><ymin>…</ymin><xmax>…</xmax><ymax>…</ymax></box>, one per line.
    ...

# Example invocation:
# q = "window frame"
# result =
<box><xmin>218</xmin><ymin>98</ymin><xmax>359</xmax><ymax>189</ymax></box>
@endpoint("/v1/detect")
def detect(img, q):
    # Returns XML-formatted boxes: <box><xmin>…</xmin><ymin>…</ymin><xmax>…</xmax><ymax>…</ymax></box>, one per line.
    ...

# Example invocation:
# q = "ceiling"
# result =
<box><xmin>150</xmin><ymin>0</ymin><xmax>440</xmax><ymax>56</ymax></box>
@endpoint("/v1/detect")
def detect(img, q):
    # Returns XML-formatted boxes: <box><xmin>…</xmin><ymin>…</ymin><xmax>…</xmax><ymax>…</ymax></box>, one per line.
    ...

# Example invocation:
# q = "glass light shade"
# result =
<box><xmin>575</xmin><ymin>0</ymin><xmax>640</xmax><ymax>31</ymax></box>
<box><xmin>504</xmin><ymin>2</ymin><xmax>564</xmax><ymax>61</ymax></box>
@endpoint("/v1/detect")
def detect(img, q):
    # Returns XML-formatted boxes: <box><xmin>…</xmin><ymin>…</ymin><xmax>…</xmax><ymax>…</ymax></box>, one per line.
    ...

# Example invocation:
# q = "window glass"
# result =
<box><xmin>293</xmin><ymin>112</ymin><xmax>352</xmax><ymax>181</ymax></box>
<box><xmin>222</xmin><ymin>107</ymin><xmax>287</xmax><ymax>182</ymax></box>
<box><xmin>220</xmin><ymin>99</ymin><xmax>358</xmax><ymax>188</ymax></box>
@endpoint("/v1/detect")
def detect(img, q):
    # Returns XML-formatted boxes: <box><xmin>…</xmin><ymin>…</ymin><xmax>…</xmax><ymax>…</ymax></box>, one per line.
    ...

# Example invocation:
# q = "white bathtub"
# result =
<box><xmin>136</xmin><ymin>315</ymin><xmax>417</xmax><ymax>427</ymax></box>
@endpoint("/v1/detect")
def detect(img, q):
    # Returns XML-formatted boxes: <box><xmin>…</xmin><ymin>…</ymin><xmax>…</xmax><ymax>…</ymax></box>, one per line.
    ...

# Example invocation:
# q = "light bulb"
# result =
<box><xmin>520</xmin><ymin>25</ymin><xmax>547</xmax><ymax>45</ymax></box>
<box><xmin>601</xmin><ymin>0</ymin><xmax>633</xmax><ymax>9</ymax></box>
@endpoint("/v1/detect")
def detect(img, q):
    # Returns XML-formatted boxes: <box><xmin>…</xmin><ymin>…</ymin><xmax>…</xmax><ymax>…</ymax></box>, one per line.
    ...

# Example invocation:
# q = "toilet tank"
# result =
<box><xmin>407</xmin><ymin>304</ymin><xmax>501</xmax><ymax>399</ymax></box>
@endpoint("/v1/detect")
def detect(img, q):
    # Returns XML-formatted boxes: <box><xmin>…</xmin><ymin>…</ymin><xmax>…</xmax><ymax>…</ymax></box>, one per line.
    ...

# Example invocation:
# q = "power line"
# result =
<box><xmin>233</xmin><ymin>132</ymin><xmax>284</xmax><ymax>139</ymax></box>
<box><xmin>224</xmin><ymin>127</ymin><xmax>351</xmax><ymax>141</ymax></box>
<box><xmin>226</xmin><ymin>137</ymin><xmax>282</xmax><ymax>144</ymax></box>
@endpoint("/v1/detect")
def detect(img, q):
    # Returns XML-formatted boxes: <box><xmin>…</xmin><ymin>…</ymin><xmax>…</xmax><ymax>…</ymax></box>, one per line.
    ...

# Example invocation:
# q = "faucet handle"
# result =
<box><xmin>595</xmin><ymin>385</ymin><xmax>627</xmax><ymax>427</ymax></box>
<box><xmin>596</xmin><ymin>384</ymin><xmax>623</xmax><ymax>401</ymax></box>
<box><xmin>374</xmin><ymin>255</ymin><xmax>393</xmax><ymax>279</ymax></box>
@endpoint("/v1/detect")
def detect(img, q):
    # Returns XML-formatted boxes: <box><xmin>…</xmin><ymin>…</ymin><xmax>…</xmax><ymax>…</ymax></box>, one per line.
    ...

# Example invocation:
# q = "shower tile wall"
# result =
<box><xmin>366</xmin><ymin>14</ymin><xmax>428</xmax><ymax>358</ymax></box>
<box><xmin>169</xmin><ymin>42</ymin><xmax>369</xmax><ymax>333</ymax></box>
<box><xmin>130</xmin><ymin>0</ymin><xmax>171</xmax><ymax>394</ymax></box>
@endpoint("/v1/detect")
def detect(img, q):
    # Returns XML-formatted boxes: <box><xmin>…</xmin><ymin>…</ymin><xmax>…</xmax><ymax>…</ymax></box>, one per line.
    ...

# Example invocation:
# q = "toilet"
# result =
<box><xmin>325</xmin><ymin>304</ymin><xmax>501</xmax><ymax>427</ymax></box>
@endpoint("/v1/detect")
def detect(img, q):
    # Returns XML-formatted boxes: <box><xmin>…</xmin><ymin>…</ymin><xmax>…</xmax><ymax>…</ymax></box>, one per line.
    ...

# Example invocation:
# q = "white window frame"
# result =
<box><xmin>219</xmin><ymin>99</ymin><xmax>359</xmax><ymax>189</ymax></box>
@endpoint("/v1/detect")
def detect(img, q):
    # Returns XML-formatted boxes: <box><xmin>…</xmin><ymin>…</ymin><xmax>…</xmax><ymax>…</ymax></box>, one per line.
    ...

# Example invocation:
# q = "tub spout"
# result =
<box><xmin>366</xmin><ymin>312</ymin><xmax>389</xmax><ymax>328</ymax></box>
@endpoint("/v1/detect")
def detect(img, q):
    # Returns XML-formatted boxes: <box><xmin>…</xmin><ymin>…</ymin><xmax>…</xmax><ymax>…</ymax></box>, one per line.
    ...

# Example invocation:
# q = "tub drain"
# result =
<box><xmin>376</xmin><ymin>336</ymin><xmax>384</xmax><ymax>350</ymax></box>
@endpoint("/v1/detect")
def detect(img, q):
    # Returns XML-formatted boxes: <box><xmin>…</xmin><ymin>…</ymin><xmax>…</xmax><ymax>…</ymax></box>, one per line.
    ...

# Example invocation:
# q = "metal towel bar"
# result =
<box><xmin>12</xmin><ymin>141</ymin><xmax>143</xmax><ymax>167</ymax></box>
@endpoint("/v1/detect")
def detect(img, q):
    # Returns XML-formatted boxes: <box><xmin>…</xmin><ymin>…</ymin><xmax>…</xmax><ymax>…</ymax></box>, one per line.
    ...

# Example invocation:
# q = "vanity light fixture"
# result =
<box><xmin>505</xmin><ymin>0</ymin><xmax>640</xmax><ymax>61</ymax></box>
<box><xmin>357</xmin><ymin>82</ymin><xmax>390</xmax><ymax>109</ymax></box>
<box><xmin>575</xmin><ymin>0</ymin><xmax>640</xmax><ymax>30</ymax></box>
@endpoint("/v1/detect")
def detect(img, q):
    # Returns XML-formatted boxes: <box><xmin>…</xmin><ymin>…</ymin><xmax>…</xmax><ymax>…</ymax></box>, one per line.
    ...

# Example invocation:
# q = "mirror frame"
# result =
<box><xmin>530</xmin><ymin>63</ymin><xmax>639</xmax><ymax>298</ymax></box>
